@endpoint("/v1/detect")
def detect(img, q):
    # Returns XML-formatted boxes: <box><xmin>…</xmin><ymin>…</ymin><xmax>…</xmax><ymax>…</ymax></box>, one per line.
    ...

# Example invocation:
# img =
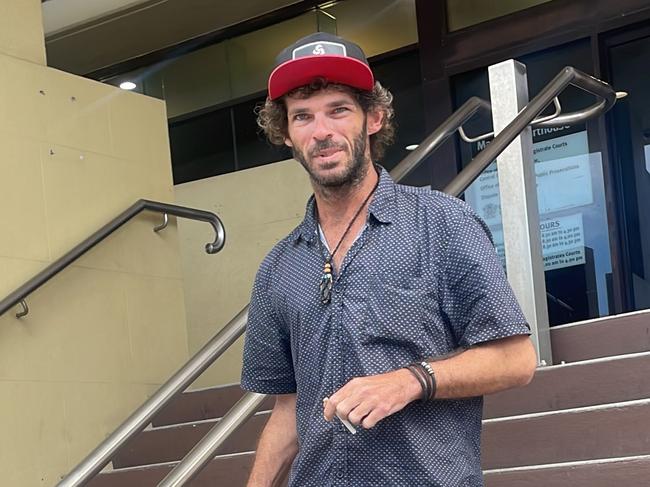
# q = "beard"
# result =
<box><xmin>291</xmin><ymin>121</ymin><xmax>369</xmax><ymax>189</ymax></box>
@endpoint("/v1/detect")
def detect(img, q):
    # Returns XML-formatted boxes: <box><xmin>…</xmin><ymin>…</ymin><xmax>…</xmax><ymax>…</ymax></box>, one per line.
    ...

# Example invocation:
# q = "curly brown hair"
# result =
<box><xmin>256</xmin><ymin>78</ymin><xmax>395</xmax><ymax>161</ymax></box>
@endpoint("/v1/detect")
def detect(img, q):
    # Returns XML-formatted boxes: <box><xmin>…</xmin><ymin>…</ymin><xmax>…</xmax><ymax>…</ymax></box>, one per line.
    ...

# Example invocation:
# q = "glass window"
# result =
<box><xmin>608</xmin><ymin>32</ymin><xmax>650</xmax><ymax>312</ymax></box>
<box><xmin>326</xmin><ymin>0</ymin><xmax>417</xmax><ymax>58</ymax></box>
<box><xmin>233</xmin><ymin>97</ymin><xmax>292</xmax><ymax>171</ymax></box>
<box><xmin>104</xmin><ymin>0</ymin><xmax>418</xmax><ymax>120</ymax></box>
<box><xmin>446</xmin><ymin>0</ymin><xmax>554</xmax><ymax>32</ymax></box>
<box><xmin>371</xmin><ymin>49</ymin><xmax>426</xmax><ymax>175</ymax></box>
<box><xmin>452</xmin><ymin>39</ymin><xmax>615</xmax><ymax>325</ymax></box>
<box><xmin>136</xmin><ymin>0</ymin><xmax>422</xmax><ymax>183</ymax></box>
<box><xmin>167</xmin><ymin>46</ymin><xmax>426</xmax><ymax>183</ymax></box>
<box><xmin>169</xmin><ymin>108</ymin><xmax>235</xmax><ymax>184</ymax></box>
<box><xmin>160</xmin><ymin>42</ymin><xmax>231</xmax><ymax>119</ymax></box>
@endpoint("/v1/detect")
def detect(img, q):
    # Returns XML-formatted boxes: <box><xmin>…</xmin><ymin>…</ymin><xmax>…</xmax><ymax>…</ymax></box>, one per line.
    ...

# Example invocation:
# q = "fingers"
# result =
<box><xmin>323</xmin><ymin>393</ymin><xmax>381</xmax><ymax>429</ymax></box>
<box><xmin>323</xmin><ymin>372</ymin><xmax>408</xmax><ymax>430</ymax></box>
<box><xmin>323</xmin><ymin>397</ymin><xmax>334</xmax><ymax>421</ymax></box>
<box><xmin>323</xmin><ymin>396</ymin><xmax>335</xmax><ymax>421</ymax></box>
<box><xmin>346</xmin><ymin>400</ymin><xmax>373</xmax><ymax>426</ymax></box>
<box><xmin>323</xmin><ymin>393</ymin><xmax>362</xmax><ymax>422</ymax></box>
<box><xmin>361</xmin><ymin>408</ymin><xmax>384</xmax><ymax>429</ymax></box>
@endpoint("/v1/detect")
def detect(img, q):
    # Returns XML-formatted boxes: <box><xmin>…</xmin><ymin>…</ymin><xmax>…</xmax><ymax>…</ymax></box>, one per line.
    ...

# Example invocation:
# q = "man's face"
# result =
<box><xmin>283</xmin><ymin>87</ymin><xmax>382</xmax><ymax>188</ymax></box>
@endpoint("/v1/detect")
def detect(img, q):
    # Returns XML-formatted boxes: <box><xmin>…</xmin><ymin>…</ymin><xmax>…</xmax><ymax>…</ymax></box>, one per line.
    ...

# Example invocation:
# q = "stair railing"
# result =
<box><xmin>157</xmin><ymin>66</ymin><xmax>617</xmax><ymax>487</ymax></box>
<box><xmin>444</xmin><ymin>66</ymin><xmax>617</xmax><ymax>195</ymax></box>
<box><xmin>0</xmin><ymin>199</ymin><xmax>226</xmax><ymax>318</ymax></box>
<box><xmin>59</xmin><ymin>65</ymin><xmax>617</xmax><ymax>487</ymax></box>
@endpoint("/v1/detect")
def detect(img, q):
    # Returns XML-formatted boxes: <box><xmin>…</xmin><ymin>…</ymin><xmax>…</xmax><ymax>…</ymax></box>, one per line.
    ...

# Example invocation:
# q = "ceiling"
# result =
<box><xmin>42</xmin><ymin>0</ymin><xmax>311</xmax><ymax>75</ymax></box>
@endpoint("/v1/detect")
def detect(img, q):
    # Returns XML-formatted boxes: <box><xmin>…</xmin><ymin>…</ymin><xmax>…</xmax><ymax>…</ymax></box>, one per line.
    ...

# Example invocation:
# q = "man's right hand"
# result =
<box><xmin>323</xmin><ymin>368</ymin><xmax>422</xmax><ymax>429</ymax></box>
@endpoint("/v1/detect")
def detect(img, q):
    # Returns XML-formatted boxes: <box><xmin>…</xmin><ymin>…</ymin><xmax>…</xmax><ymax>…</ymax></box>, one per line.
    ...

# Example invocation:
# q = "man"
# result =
<box><xmin>241</xmin><ymin>32</ymin><xmax>537</xmax><ymax>486</ymax></box>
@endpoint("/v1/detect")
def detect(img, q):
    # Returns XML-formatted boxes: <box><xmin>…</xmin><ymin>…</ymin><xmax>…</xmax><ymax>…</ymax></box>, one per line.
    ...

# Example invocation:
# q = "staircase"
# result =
<box><xmin>88</xmin><ymin>310</ymin><xmax>650</xmax><ymax>486</ymax></box>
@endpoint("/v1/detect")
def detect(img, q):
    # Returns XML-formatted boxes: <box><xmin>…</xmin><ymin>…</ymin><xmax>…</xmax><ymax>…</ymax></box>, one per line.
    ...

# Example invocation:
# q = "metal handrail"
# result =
<box><xmin>56</xmin><ymin>306</ymin><xmax>249</xmax><ymax>487</ymax></box>
<box><xmin>459</xmin><ymin>96</ymin><xmax>562</xmax><ymax>143</ymax></box>
<box><xmin>0</xmin><ymin>199</ymin><xmax>226</xmax><ymax>318</ymax></box>
<box><xmin>444</xmin><ymin>66</ymin><xmax>616</xmax><ymax>196</ymax></box>
<box><xmin>389</xmin><ymin>96</ymin><xmax>491</xmax><ymax>182</ymax></box>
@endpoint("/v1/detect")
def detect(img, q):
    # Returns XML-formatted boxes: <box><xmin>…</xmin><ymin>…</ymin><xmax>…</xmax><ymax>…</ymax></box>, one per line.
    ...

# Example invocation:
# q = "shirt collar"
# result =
<box><xmin>291</xmin><ymin>165</ymin><xmax>396</xmax><ymax>244</ymax></box>
<box><xmin>368</xmin><ymin>165</ymin><xmax>397</xmax><ymax>224</ymax></box>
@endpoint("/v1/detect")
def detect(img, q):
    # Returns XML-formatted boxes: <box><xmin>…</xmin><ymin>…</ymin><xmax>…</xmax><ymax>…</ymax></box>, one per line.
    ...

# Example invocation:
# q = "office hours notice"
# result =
<box><xmin>465</xmin><ymin>130</ymin><xmax>590</xmax><ymax>271</ymax></box>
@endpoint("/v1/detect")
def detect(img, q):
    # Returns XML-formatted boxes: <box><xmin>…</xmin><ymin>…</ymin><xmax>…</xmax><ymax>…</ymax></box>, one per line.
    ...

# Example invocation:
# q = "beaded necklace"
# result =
<box><xmin>316</xmin><ymin>174</ymin><xmax>379</xmax><ymax>304</ymax></box>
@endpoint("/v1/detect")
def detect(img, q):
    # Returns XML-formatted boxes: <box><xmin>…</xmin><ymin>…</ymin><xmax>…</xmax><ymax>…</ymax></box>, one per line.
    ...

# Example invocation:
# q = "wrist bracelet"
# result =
<box><xmin>412</xmin><ymin>362</ymin><xmax>433</xmax><ymax>401</ymax></box>
<box><xmin>418</xmin><ymin>361</ymin><xmax>437</xmax><ymax>400</ymax></box>
<box><xmin>404</xmin><ymin>364</ymin><xmax>429</xmax><ymax>402</ymax></box>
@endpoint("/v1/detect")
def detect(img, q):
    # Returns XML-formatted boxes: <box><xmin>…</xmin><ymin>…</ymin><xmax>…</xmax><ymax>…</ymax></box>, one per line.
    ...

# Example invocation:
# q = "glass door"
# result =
<box><xmin>606</xmin><ymin>27</ymin><xmax>650</xmax><ymax>312</ymax></box>
<box><xmin>452</xmin><ymin>38</ymin><xmax>616</xmax><ymax>325</ymax></box>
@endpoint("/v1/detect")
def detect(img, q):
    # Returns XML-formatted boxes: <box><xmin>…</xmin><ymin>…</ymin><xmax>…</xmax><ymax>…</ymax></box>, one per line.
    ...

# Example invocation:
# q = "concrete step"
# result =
<box><xmin>483</xmin><ymin>454</ymin><xmax>650</xmax><ymax>486</ymax></box>
<box><xmin>112</xmin><ymin>412</ymin><xmax>270</xmax><ymax>469</ymax></box>
<box><xmin>484</xmin><ymin>351</ymin><xmax>650</xmax><ymax>418</ymax></box>
<box><xmin>481</xmin><ymin>398</ymin><xmax>650</xmax><ymax>469</ymax></box>
<box><xmin>152</xmin><ymin>384</ymin><xmax>274</xmax><ymax>427</ymax></box>
<box><xmin>88</xmin><ymin>452</ymin><xmax>255</xmax><ymax>487</ymax></box>
<box><xmin>550</xmin><ymin>309</ymin><xmax>650</xmax><ymax>363</ymax></box>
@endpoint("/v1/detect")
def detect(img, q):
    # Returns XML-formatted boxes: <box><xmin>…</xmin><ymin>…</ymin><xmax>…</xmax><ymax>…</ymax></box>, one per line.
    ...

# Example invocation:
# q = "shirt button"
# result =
<box><xmin>336</xmin><ymin>471</ymin><xmax>344</xmax><ymax>479</ymax></box>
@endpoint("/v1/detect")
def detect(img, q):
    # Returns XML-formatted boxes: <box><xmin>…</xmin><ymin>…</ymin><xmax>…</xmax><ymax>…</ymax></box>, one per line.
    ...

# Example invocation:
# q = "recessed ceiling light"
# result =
<box><xmin>405</xmin><ymin>144</ymin><xmax>419</xmax><ymax>151</ymax></box>
<box><xmin>119</xmin><ymin>81</ymin><xmax>137</xmax><ymax>91</ymax></box>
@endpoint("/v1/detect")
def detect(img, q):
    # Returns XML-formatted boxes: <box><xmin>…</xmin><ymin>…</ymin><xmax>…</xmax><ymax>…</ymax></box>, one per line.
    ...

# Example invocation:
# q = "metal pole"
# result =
<box><xmin>56</xmin><ymin>306</ymin><xmax>249</xmax><ymax>487</ymax></box>
<box><xmin>487</xmin><ymin>59</ymin><xmax>552</xmax><ymax>365</ymax></box>
<box><xmin>157</xmin><ymin>392</ymin><xmax>266</xmax><ymax>487</ymax></box>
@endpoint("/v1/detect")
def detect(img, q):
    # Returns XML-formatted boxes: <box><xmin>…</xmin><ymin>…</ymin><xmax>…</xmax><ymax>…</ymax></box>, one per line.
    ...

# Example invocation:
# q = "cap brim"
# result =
<box><xmin>268</xmin><ymin>55</ymin><xmax>374</xmax><ymax>100</ymax></box>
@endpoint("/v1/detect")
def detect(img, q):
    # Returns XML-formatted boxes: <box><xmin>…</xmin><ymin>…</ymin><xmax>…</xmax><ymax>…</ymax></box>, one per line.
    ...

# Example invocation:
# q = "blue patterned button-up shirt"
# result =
<box><xmin>241</xmin><ymin>167</ymin><xmax>530</xmax><ymax>486</ymax></box>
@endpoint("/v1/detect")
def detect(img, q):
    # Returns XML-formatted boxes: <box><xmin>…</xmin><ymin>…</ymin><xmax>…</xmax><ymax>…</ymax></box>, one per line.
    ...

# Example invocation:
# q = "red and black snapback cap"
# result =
<box><xmin>268</xmin><ymin>32</ymin><xmax>374</xmax><ymax>100</ymax></box>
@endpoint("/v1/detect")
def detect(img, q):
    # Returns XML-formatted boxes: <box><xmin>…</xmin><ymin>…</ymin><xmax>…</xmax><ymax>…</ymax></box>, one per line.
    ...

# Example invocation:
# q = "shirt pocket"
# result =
<box><xmin>362</xmin><ymin>273</ymin><xmax>433</xmax><ymax>355</ymax></box>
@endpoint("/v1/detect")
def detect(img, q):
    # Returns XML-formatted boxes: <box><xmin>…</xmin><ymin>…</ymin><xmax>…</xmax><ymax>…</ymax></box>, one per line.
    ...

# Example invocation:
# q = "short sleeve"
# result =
<box><xmin>240</xmin><ymin>260</ymin><xmax>296</xmax><ymax>394</ymax></box>
<box><xmin>440</xmin><ymin>207</ymin><xmax>531</xmax><ymax>348</ymax></box>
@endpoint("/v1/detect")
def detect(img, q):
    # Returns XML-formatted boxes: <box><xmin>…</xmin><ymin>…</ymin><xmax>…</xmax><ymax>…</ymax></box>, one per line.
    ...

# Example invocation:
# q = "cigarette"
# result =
<box><xmin>323</xmin><ymin>397</ymin><xmax>357</xmax><ymax>434</ymax></box>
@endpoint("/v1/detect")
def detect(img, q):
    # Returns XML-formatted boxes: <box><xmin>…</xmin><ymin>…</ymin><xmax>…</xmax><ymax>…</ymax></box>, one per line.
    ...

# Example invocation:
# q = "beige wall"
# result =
<box><xmin>0</xmin><ymin>0</ymin><xmax>46</xmax><ymax>64</ymax></box>
<box><xmin>0</xmin><ymin>3</ymin><xmax>190</xmax><ymax>485</ymax></box>
<box><xmin>175</xmin><ymin>160</ymin><xmax>313</xmax><ymax>388</ymax></box>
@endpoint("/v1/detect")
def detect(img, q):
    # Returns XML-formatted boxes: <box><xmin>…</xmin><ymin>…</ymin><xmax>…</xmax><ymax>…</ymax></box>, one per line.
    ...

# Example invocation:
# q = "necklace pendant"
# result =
<box><xmin>319</xmin><ymin>262</ymin><xmax>334</xmax><ymax>304</ymax></box>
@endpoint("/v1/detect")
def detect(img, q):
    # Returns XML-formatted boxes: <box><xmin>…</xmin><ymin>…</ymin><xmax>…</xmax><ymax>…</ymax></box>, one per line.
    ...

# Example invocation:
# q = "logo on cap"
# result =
<box><xmin>292</xmin><ymin>41</ymin><xmax>347</xmax><ymax>60</ymax></box>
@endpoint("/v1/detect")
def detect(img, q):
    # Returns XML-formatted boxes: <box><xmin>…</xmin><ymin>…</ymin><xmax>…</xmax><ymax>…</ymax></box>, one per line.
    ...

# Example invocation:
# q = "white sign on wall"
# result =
<box><xmin>466</xmin><ymin>131</ymin><xmax>592</xmax><ymax>226</ymax></box>
<box><xmin>491</xmin><ymin>213</ymin><xmax>585</xmax><ymax>271</ymax></box>
<box><xmin>540</xmin><ymin>213</ymin><xmax>586</xmax><ymax>271</ymax></box>
<box><xmin>536</xmin><ymin>155</ymin><xmax>593</xmax><ymax>214</ymax></box>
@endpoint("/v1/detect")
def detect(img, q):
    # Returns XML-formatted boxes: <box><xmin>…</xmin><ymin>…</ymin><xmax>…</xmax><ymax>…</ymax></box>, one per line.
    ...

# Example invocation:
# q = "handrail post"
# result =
<box><xmin>488</xmin><ymin>59</ymin><xmax>552</xmax><ymax>366</ymax></box>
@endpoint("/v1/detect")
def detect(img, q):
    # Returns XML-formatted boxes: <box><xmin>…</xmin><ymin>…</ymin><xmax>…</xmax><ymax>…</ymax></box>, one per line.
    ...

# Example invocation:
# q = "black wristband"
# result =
<box><xmin>404</xmin><ymin>364</ymin><xmax>429</xmax><ymax>402</ymax></box>
<box><xmin>413</xmin><ymin>362</ymin><xmax>433</xmax><ymax>401</ymax></box>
